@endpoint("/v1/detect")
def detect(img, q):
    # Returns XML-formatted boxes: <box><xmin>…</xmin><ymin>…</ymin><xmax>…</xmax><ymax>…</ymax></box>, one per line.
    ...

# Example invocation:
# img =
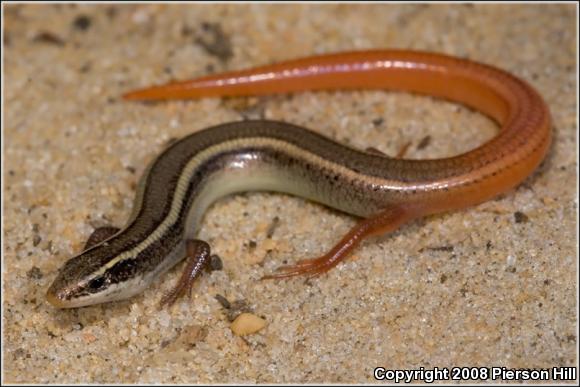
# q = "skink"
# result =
<box><xmin>46</xmin><ymin>50</ymin><xmax>551</xmax><ymax>308</ymax></box>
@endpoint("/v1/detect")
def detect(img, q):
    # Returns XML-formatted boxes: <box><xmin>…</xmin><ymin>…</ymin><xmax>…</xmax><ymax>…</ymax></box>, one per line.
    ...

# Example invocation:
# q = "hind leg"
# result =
<box><xmin>262</xmin><ymin>206</ymin><xmax>412</xmax><ymax>279</ymax></box>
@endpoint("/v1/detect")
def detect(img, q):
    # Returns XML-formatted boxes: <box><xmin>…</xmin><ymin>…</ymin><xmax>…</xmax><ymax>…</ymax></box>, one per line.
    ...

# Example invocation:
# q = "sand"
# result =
<box><xmin>3</xmin><ymin>3</ymin><xmax>577</xmax><ymax>384</ymax></box>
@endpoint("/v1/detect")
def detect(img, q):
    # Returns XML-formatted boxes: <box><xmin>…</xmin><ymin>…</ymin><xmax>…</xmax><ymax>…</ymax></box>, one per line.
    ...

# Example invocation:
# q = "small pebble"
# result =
<box><xmin>514</xmin><ymin>211</ymin><xmax>529</xmax><ymax>223</ymax></box>
<box><xmin>230</xmin><ymin>313</ymin><xmax>267</xmax><ymax>336</ymax></box>
<box><xmin>32</xmin><ymin>31</ymin><xmax>65</xmax><ymax>46</ymax></box>
<box><xmin>417</xmin><ymin>135</ymin><xmax>432</xmax><ymax>150</ymax></box>
<box><xmin>215</xmin><ymin>294</ymin><xmax>231</xmax><ymax>309</ymax></box>
<box><xmin>209</xmin><ymin>254</ymin><xmax>223</xmax><ymax>271</ymax></box>
<box><xmin>72</xmin><ymin>15</ymin><xmax>91</xmax><ymax>31</ymax></box>
<box><xmin>266</xmin><ymin>216</ymin><xmax>280</xmax><ymax>238</ymax></box>
<box><xmin>372</xmin><ymin>117</ymin><xmax>384</xmax><ymax>126</ymax></box>
<box><xmin>26</xmin><ymin>266</ymin><xmax>43</xmax><ymax>280</ymax></box>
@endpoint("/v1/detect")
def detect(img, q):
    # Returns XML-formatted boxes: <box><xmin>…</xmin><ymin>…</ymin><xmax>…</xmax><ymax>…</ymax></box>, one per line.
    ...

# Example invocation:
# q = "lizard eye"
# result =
<box><xmin>88</xmin><ymin>276</ymin><xmax>106</xmax><ymax>290</ymax></box>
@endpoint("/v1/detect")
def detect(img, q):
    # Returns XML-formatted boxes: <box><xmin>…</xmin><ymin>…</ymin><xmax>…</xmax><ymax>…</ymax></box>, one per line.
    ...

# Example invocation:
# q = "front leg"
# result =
<box><xmin>83</xmin><ymin>226</ymin><xmax>121</xmax><ymax>250</ymax></box>
<box><xmin>159</xmin><ymin>239</ymin><xmax>211</xmax><ymax>307</ymax></box>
